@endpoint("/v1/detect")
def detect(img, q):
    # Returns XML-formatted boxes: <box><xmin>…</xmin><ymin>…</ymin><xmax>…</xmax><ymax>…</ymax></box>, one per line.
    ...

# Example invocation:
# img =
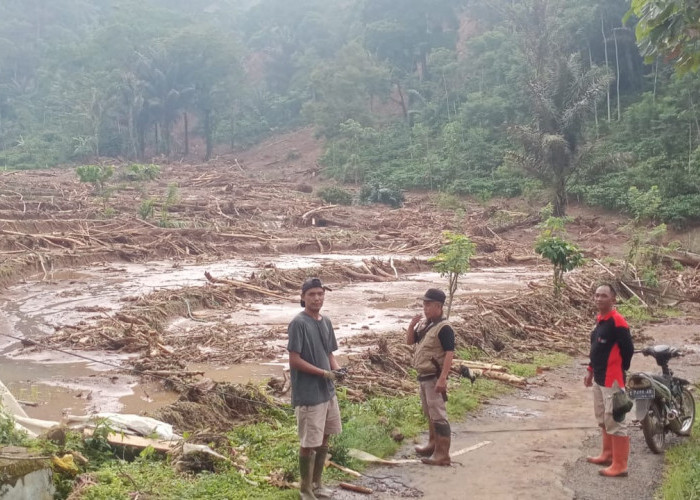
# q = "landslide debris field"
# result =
<box><xmin>2</xmin><ymin>128</ymin><xmax>700</xmax><ymax>431</ymax></box>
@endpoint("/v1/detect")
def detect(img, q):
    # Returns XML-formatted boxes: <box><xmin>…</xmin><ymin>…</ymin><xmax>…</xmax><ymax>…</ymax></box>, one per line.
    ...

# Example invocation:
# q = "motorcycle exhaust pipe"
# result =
<box><xmin>668</xmin><ymin>409</ymin><xmax>679</xmax><ymax>420</ymax></box>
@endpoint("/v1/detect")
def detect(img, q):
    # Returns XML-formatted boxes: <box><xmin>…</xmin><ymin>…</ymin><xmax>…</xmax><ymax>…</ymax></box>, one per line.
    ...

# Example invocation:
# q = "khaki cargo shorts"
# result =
<box><xmin>593</xmin><ymin>381</ymin><xmax>628</xmax><ymax>437</ymax></box>
<box><xmin>295</xmin><ymin>395</ymin><xmax>342</xmax><ymax>448</ymax></box>
<box><xmin>419</xmin><ymin>377</ymin><xmax>448</xmax><ymax>422</ymax></box>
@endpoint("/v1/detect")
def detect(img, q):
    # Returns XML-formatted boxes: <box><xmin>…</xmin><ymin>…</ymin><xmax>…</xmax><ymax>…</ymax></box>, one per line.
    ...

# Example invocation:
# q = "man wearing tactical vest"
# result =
<box><xmin>407</xmin><ymin>288</ymin><xmax>455</xmax><ymax>466</ymax></box>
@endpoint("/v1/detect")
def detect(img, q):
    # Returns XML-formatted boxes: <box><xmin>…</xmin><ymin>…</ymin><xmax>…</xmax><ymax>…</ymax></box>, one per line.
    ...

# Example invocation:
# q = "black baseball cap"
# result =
<box><xmin>421</xmin><ymin>288</ymin><xmax>446</xmax><ymax>304</ymax></box>
<box><xmin>301</xmin><ymin>277</ymin><xmax>331</xmax><ymax>293</ymax></box>
<box><xmin>300</xmin><ymin>277</ymin><xmax>331</xmax><ymax>307</ymax></box>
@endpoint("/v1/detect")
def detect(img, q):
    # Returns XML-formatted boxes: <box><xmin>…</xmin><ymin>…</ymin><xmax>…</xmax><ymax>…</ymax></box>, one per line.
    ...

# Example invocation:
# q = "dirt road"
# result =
<box><xmin>333</xmin><ymin>321</ymin><xmax>700</xmax><ymax>500</ymax></box>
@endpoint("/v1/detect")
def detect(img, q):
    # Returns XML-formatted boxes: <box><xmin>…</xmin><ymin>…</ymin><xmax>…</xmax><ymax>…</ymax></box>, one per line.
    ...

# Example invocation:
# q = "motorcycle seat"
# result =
<box><xmin>651</xmin><ymin>374</ymin><xmax>672</xmax><ymax>387</ymax></box>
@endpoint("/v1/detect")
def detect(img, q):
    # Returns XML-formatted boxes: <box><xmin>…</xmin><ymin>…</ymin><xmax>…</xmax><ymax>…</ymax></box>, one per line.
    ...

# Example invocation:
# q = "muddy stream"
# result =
<box><xmin>0</xmin><ymin>254</ymin><xmax>547</xmax><ymax>422</ymax></box>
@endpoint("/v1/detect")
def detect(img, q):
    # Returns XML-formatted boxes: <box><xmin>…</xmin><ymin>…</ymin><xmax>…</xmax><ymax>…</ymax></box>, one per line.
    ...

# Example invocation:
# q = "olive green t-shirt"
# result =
<box><xmin>287</xmin><ymin>311</ymin><xmax>338</xmax><ymax>407</ymax></box>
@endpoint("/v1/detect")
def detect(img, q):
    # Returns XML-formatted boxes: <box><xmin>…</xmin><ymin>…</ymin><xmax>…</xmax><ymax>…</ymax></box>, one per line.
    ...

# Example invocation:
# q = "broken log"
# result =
<box><xmin>204</xmin><ymin>271</ymin><xmax>288</xmax><ymax>300</ymax></box>
<box><xmin>470</xmin><ymin>369</ymin><xmax>527</xmax><ymax>386</ymax></box>
<box><xmin>328</xmin><ymin>460</ymin><xmax>362</xmax><ymax>477</ymax></box>
<box><xmin>83</xmin><ymin>429</ymin><xmax>176</xmax><ymax>453</ymax></box>
<box><xmin>340</xmin><ymin>266</ymin><xmax>392</xmax><ymax>282</ymax></box>
<box><xmin>665</xmin><ymin>251</ymin><xmax>700</xmax><ymax>268</ymax></box>
<box><xmin>339</xmin><ymin>483</ymin><xmax>373</xmax><ymax>495</ymax></box>
<box><xmin>301</xmin><ymin>205</ymin><xmax>337</xmax><ymax>222</ymax></box>
<box><xmin>452</xmin><ymin>360</ymin><xmax>507</xmax><ymax>372</ymax></box>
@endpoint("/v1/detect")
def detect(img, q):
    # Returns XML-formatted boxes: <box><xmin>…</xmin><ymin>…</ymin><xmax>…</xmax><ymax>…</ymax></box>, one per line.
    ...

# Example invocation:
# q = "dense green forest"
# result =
<box><xmin>1</xmin><ymin>0</ymin><xmax>699</xmax><ymax>224</ymax></box>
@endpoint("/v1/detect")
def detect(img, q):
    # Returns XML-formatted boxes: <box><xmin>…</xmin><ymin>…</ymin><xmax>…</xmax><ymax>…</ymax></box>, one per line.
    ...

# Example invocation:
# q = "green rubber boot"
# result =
<box><xmin>299</xmin><ymin>452</ymin><xmax>318</xmax><ymax>500</ymax></box>
<box><xmin>312</xmin><ymin>446</ymin><xmax>333</xmax><ymax>498</ymax></box>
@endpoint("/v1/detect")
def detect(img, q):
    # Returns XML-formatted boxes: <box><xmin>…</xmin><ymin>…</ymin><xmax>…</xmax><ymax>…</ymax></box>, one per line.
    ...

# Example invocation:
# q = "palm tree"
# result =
<box><xmin>508</xmin><ymin>2</ymin><xmax>612</xmax><ymax>216</ymax></box>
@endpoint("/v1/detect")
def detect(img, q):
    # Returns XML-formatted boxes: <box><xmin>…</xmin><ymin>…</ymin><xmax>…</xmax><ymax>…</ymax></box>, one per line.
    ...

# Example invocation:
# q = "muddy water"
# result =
<box><xmin>0</xmin><ymin>254</ymin><xmax>547</xmax><ymax>421</ymax></box>
<box><xmin>226</xmin><ymin>267</ymin><xmax>547</xmax><ymax>343</ymax></box>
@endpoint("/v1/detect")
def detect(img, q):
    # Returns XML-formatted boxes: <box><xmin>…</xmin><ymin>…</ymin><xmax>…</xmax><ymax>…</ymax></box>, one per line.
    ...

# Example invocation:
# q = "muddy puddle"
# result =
<box><xmin>0</xmin><ymin>254</ymin><xmax>547</xmax><ymax>421</ymax></box>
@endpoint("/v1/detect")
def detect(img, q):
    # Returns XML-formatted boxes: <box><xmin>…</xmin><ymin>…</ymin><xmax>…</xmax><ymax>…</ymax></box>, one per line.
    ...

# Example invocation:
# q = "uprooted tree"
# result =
<box><xmin>429</xmin><ymin>231</ymin><xmax>476</xmax><ymax>318</ymax></box>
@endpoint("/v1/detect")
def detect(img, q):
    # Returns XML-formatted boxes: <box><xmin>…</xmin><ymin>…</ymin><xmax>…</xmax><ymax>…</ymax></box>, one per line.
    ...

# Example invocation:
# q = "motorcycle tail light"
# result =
<box><xmin>627</xmin><ymin>377</ymin><xmax>652</xmax><ymax>389</ymax></box>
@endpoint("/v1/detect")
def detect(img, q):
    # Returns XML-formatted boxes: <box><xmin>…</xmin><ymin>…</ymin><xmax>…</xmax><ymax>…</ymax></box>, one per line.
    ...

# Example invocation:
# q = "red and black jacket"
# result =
<box><xmin>587</xmin><ymin>310</ymin><xmax>634</xmax><ymax>387</ymax></box>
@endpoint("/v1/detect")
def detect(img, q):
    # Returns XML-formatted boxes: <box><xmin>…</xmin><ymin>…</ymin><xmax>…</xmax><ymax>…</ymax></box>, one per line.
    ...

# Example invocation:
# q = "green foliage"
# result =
<box><xmin>628</xmin><ymin>185</ymin><xmax>662</xmax><ymax>221</ymax></box>
<box><xmin>0</xmin><ymin>134</ymin><xmax>70</xmax><ymax>170</ymax></box>
<box><xmin>0</xmin><ymin>413</ymin><xmax>31</xmax><ymax>446</ymax></box>
<box><xmin>316</xmin><ymin>186</ymin><xmax>353</xmax><ymax>206</ymax></box>
<box><xmin>622</xmin><ymin>186</ymin><xmax>669</xmax><ymax>285</ymax></box>
<box><xmin>503</xmin><ymin>352</ymin><xmax>571</xmax><ymax>378</ymax></box>
<box><xmin>660</xmin><ymin>398</ymin><xmax>700</xmax><ymax>499</ymax></box>
<box><xmin>429</xmin><ymin>231</ymin><xmax>476</xmax><ymax>317</ymax></box>
<box><xmin>139</xmin><ymin>199</ymin><xmax>156</xmax><ymax>220</ymax></box>
<box><xmin>75</xmin><ymin>165</ymin><xmax>114</xmax><ymax>193</ymax></box>
<box><xmin>359</xmin><ymin>182</ymin><xmax>404</xmax><ymax>208</ymax></box>
<box><xmin>535</xmin><ymin>217</ymin><xmax>584</xmax><ymax>297</ymax></box>
<box><xmin>77</xmin><ymin>377</ymin><xmax>506</xmax><ymax>499</ymax></box>
<box><xmin>456</xmin><ymin>346</ymin><xmax>486</xmax><ymax>361</ymax></box>
<box><xmin>4</xmin><ymin>0</ymin><xmax>700</xmax><ymax>227</ymax></box>
<box><xmin>159</xmin><ymin>184</ymin><xmax>180</xmax><ymax>228</ymax></box>
<box><xmin>626</xmin><ymin>0</ymin><xmax>700</xmax><ymax>73</ymax></box>
<box><xmin>125</xmin><ymin>164</ymin><xmax>161</xmax><ymax>182</ymax></box>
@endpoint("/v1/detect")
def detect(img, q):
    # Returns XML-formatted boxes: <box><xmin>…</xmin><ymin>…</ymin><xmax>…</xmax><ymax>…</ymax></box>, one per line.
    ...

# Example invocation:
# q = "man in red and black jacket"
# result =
<box><xmin>584</xmin><ymin>283</ymin><xmax>634</xmax><ymax>477</ymax></box>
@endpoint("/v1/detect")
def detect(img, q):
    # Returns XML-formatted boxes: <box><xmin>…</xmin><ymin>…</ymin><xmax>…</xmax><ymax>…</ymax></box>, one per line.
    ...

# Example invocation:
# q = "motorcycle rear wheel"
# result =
<box><xmin>642</xmin><ymin>402</ymin><xmax>666</xmax><ymax>454</ymax></box>
<box><xmin>678</xmin><ymin>388</ymin><xmax>696</xmax><ymax>436</ymax></box>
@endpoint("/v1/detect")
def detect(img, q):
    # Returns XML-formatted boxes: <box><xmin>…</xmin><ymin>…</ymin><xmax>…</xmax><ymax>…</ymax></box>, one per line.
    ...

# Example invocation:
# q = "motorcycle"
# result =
<box><xmin>626</xmin><ymin>345</ymin><xmax>696</xmax><ymax>453</ymax></box>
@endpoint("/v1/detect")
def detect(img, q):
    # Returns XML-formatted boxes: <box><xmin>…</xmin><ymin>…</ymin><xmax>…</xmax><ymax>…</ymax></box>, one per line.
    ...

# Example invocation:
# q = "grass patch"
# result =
<box><xmin>617</xmin><ymin>298</ymin><xmax>683</xmax><ymax>326</ymax></box>
<box><xmin>457</xmin><ymin>349</ymin><xmax>571</xmax><ymax>379</ymax></box>
<box><xmin>617</xmin><ymin>297</ymin><xmax>654</xmax><ymax>324</ymax></box>
<box><xmin>660</xmin><ymin>397</ymin><xmax>700</xmax><ymax>499</ymax></box>
<box><xmin>456</xmin><ymin>346</ymin><xmax>488</xmax><ymax>361</ymax></box>
<box><xmin>502</xmin><ymin>352</ymin><xmax>571</xmax><ymax>378</ymax></box>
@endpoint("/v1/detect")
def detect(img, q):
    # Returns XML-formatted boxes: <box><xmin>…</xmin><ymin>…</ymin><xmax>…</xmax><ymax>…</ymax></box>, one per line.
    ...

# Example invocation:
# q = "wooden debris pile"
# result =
<box><xmin>336</xmin><ymin>270</ymin><xmax>617</xmax><ymax>402</ymax></box>
<box><xmin>339</xmin><ymin>337</ymin><xmax>531</xmax><ymax>402</ymax></box>
<box><xmin>676</xmin><ymin>268</ymin><xmax>700</xmax><ymax>302</ymax></box>
<box><xmin>462</xmin><ymin>278</ymin><xmax>596</xmax><ymax>356</ymax></box>
<box><xmin>249</xmin><ymin>258</ymin><xmax>425</xmax><ymax>293</ymax></box>
<box><xmin>340</xmin><ymin>338</ymin><xmax>418</xmax><ymax>401</ymax></box>
<box><xmin>47</xmin><ymin>271</ymin><xmax>287</xmax><ymax>364</ymax></box>
<box><xmin>152</xmin><ymin>380</ymin><xmax>277</xmax><ymax>432</ymax></box>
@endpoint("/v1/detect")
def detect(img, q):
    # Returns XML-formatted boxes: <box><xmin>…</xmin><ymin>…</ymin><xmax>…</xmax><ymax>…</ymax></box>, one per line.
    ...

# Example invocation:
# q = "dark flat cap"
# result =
<box><xmin>421</xmin><ymin>288</ymin><xmax>446</xmax><ymax>304</ymax></box>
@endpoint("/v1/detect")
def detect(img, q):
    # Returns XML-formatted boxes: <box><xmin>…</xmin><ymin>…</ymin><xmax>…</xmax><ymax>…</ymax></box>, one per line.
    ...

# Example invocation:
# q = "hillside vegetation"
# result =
<box><xmin>1</xmin><ymin>0</ymin><xmax>699</xmax><ymax>224</ymax></box>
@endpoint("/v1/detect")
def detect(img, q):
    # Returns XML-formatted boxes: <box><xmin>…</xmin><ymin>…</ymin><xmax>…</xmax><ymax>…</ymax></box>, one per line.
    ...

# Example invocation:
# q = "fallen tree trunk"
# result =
<box><xmin>340</xmin><ymin>266</ymin><xmax>393</xmax><ymax>282</ymax></box>
<box><xmin>665</xmin><ymin>251</ymin><xmax>700</xmax><ymax>268</ymax></box>
<box><xmin>470</xmin><ymin>369</ymin><xmax>527</xmax><ymax>386</ymax></box>
<box><xmin>83</xmin><ymin>428</ymin><xmax>176</xmax><ymax>453</ymax></box>
<box><xmin>204</xmin><ymin>271</ymin><xmax>288</xmax><ymax>300</ymax></box>
<box><xmin>452</xmin><ymin>360</ymin><xmax>507</xmax><ymax>372</ymax></box>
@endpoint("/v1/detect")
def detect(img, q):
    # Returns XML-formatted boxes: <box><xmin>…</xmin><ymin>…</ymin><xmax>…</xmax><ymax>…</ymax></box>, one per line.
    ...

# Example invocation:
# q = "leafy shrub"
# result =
<box><xmin>125</xmin><ymin>163</ymin><xmax>160</xmax><ymax>181</ymax></box>
<box><xmin>436</xmin><ymin>193</ymin><xmax>463</xmax><ymax>210</ymax></box>
<box><xmin>139</xmin><ymin>198</ymin><xmax>156</xmax><ymax>219</ymax></box>
<box><xmin>449</xmin><ymin>172</ymin><xmax>534</xmax><ymax>199</ymax></box>
<box><xmin>317</xmin><ymin>186</ymin><xmax>353</xmax><ymax>205</ymax></box>
<box><xmin>535</xmin><ymin>216</ymin><xmax>584</xmax><ymax>297</ymax></box>
<box><xmin>359</xmin><ymin>182</ymin><xmax>404</xmax><ymax>208</ymax></box>
<box><xmin>75</xmin><ymin>165</ymin><xmax>114</xmax><ymax>192</ymax></box>
<box><xmin>660</xmin><ymin>195</ymin><xmax>700</xmax><ymax>228</ymax></box>
<box><xmin>0</xmin><ymin>412</ymin><xmax>30</xmax><ymax>446</ymax></box>
<box><xmin>0</xmin><ymin>133</ymin><xmax>70</xmax><ymax>169</ymax></box>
